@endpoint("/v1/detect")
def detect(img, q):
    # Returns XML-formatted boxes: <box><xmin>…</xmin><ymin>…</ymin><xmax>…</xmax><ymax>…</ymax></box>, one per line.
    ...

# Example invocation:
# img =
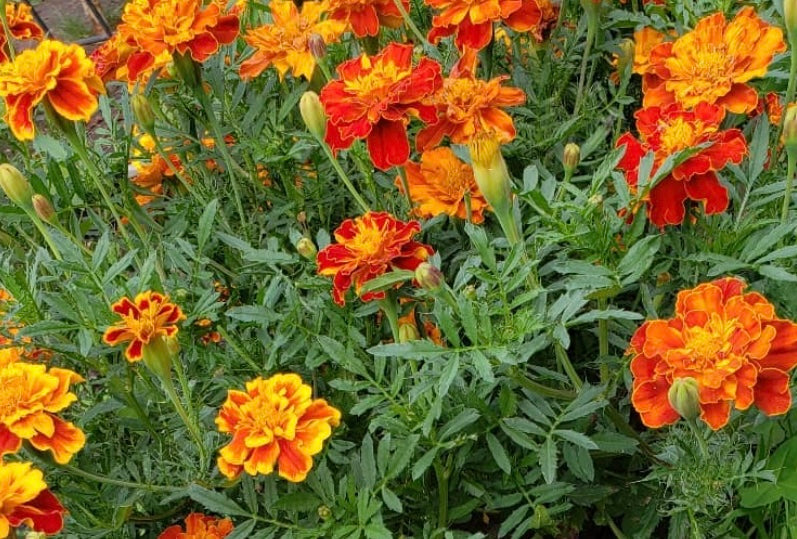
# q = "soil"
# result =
<box><xmin>26</xmin><ymin>0</ymin><xmax>124</xmax><ymax>43</ymax></box>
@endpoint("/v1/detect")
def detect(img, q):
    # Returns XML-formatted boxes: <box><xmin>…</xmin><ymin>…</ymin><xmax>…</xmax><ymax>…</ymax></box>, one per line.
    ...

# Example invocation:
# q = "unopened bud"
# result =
<box><xmin>415</xmin><ymin>262</ymin><xmax>443</xmax><ymax>291</ymax></box>
<box><xmin>172</xmin><ymin>52</ymin><xmax>201</xmax><ymax>88</ymax></box>
<box><xmin>563</xmin><ymin>143</ymin><xmax>580</xmax><ymax>174</ymax></box>
<box><xmin>297</xmin><ymin>211</ymin><xmax>307</xmax><ymax>224</ymax></box>
<box><xmin>32</xmin><ymin>194</ymin><xmax>55</xmax><ymax>222</ymax></box>
<box><xmin>468</xmin><ymin>132</ymin><xmax>512</xmax><ymax>216</ymax></box>
<box><xmin>588</xmin><ymin>193</ymin><xmax>603</xmax><ymax>206</ymax></box>
<box><xmin>142</xmin><ymin>335</ymin><xmax>175</xmax><ymax>381</ymax></box>
<box><xmin>318</xmin><ymin>505</ymin><xmax>332</xmax><ymax>520</ymax></box>
<box><xmin>308</xmin><ymin>33</ymin><xmax>326</xmax><ymax>59</ymax></box>
<box><xmin>785</xmin><ymin>0</ymin><xmax>797</xmax><ymax>38</ymax></box>
<box><xmin>131</xmin><ymin>93</ymin><xmax>156</xmax><ymax>133</ymax></box>
<box><xmin>25</xmin><ymin>532</ymin><xmax>48</xmax><ymax>539</ymax></box>
<box><xmin>398</xmin><ymin>321</ymin><xmax>419</xmax><ymax>342</ymax></box>
<box><xmin>300</xmin><ymin>91</ymin><xmax>327</xmax><ymax>139</ymax></box>
<box><xmin>783</xmin><ymin>104</ymin><xmax>797</xmax><ymax>155</ymax></box>
<box><xmin>0</xmin><ymin>164</ymin><xmax>32</xmax><ymax>207</ymax></box>
<box><xmin>463</xmin><ymin>285</ymin><xmax>477</xmax><ymax>300</ymax></box>
<box><xmin>667</xmin><ymin>377</ymin><xmax>700</xmax><ymax>421</ymax></box>
<box><xmin>617</xmin><ymin>38</ymin><xmax>634</xmax><ymax>71</ymax></box>
<box><xmin>296</xmin><ymin>237</ymin><xmax>317</xmax><ymax>259</ymax></box>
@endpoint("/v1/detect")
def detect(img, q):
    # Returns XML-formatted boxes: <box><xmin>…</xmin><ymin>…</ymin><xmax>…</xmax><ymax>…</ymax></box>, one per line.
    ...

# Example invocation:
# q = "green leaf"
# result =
<box><xmin>187</xmin><ymin>484</ymin><xmax>250</xmax><ymax>517</ymax></box>
<box><xmin>437</xmin><ymin>355</ymin><xmax>460</xmax><ymax>396</ymax></box>
<box><xmin>197</xmin><ymin>198</ymin><xmax>218</xmax><ymax>253</ymax></box>
<box><xmin>487</xmin><ymin>433</ymin><xmax>512</xmax><ymax>474</ymax></box>
<box><xmin>412</xmin><ymin>447</ymin><xmax>439</xmax><ymax>480</ymax></box>
<box><xmin>225</xmin><ymin>521</ymin><xmax>258</xmax><ymax>539</ymax></box>
<box><xmin>759</xmin><ymin>264</ymin><xmax>797</xmax><ymax>282</ymax></box>
<box><xmin>539</xmin><ymin>438</ymin><xmax>557</xmax><ymax>484</ymax></box>
<box><xmin>360</xmin><ymin>434</ymin><xmax>376</xmax><ymax>488</ymax></box>
<box><xmin>272</xmin><ymin>492</ymin><xmax>322</xmax><ymax>512</ymax></box>
<box><xmin>563</xmin><ymin>443</ymin><xmax>594</xmax><ymax>482</ymax></box>
<box><xmin>553</xmin><ymin>429</ymin><xmax>598</xmax><ymax>450</ymax></box>
<box><xmin>386</xmin><ymin>434</ymin><xmax>419</xmax><ymax>479</ymax></box>
<box><xmin>358</xmin><ymin>270</ymin><xmax>415</xmax><ymax>295</ymax></box>
<box><xmin>381</xmin><ymin>487</ymin><xmax>403</xmax><ymax>513</ymax></box>
<box><xmin>438</xmin><ymin>408</ymin><xmax>480</xmax><ymax>440</ymax></box>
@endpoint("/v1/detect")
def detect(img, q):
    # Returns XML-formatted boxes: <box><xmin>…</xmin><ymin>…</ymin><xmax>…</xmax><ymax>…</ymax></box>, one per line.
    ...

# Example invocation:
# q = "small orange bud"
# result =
<box><xmin>415</xmin><ymin>262</ymin><xmax>444</xmax><ymax>291</ymax></box>
<box><xmin>0</xmin><ymin>164</ymin><xmax>32</xmax><ymax>207</ymax></box>
<box><xmin>296</xmin><ymin>237</ymin><xmax>317</xmax><ymax>259</ymax></box>
<box><xmin>31</xmin><ymin>194</ymin><xmax>55</xmax><ymax>222</ymax></box>
<box><xmin>300</xmin><ymin>91</ymin><xmax>327</xmax><ymax>139</ymax></box>
<box><xmin>667</xmin><ymin>377</ymin><xmax>700</xmax><ymax>421</ymax></box>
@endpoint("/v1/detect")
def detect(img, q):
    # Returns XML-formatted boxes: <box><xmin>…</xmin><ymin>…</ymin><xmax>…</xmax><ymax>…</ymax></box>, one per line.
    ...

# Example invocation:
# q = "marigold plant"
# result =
<box><xmin>158</xmin><ymin>512</ymin><xmax>234</xmax><ymax>539</ymax></box>
<box><xmin>0</xmin><ymin>461</ymin><xmax>64</xmax><ymax>537</ymax></box>
<box><xmin>320</xmin><ymin>42</ymin><xmax>442</xmax><ymax>170</ymax></box>
<box><xmin>0</xmin><ymin>40</ymin><xmax>104</xmax><ymax>140</ymax></box>
<box><xmin>215</xmin><ymin>373</ymin><xmax>341</xmax><ymax>482</ymax></box>
<box><xmin>316</xmin><ymin>211</ymin><xmax>434</xmax><ymax>306</ymax></box>
<box><xmin>629</xmin><ymin>277</ymin><xmax>797</xmax><ymax>430</ymax></box>
<box><xmin>616</xmin><ymin>102</ymin><xmax>747</xmax><ymax>227</ymax></box>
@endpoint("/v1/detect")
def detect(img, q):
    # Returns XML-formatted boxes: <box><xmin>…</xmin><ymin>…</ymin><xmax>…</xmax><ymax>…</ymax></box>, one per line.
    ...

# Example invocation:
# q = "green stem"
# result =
<box><xmin>556</xmin><ymin>169</ymin><xmax>574</xmax><ymax>202</ymax></box>
<box><xmin>573</xmin><ymin>26</ymin><xmax>596</xmax><ymax>116</ymax></box>
<box><xmin>686</xmin><ymin>417</ymin><xmax>709</xmax><ymax>459</ymax></box>
<box><xmin>397</xmin><ymin>166</ymin><xmax>413</xmax><ymax>211</ymax></box>
<box><xmin>315</xmin><ymin>135</ymin><xmax>371</xmax><ymax>213</ymax></box>
<box><xmin>160</xmin><ymin>373</ymin><xmax>208</xmax><ymax>471</ymax></box>
<box><xmin>55</xmin><ymin>463</ymin><xmax>183</xmax><ymax>492</ymax></box>
<box><xmin>434</xmin><ymin>458</ymin><xmax>449</xmax><ymax>530</ymax></box>
<box><xmin>598</xmin><ymin>298</ymin><xmax>609</xmax><ymax>384</ymax></box>
<box><xmin>782</xmin><ymin>153</ymin><xmax>795</xmax><ymax>224</ymax></box>
<box><xmin>0</xmin><ymin>8</ymin><xmax>16</xmax><ymax>62</ymax></box>
<box><xmin>554</xmin><ymin>341</ymin><xmax>582</xmax><ymax>390</ymax></box>
<box><xmin>509</xmin><ymin>367</ymin><xmax>576</xmax><ymax>400</ymax></box>
<box><xmin>24</xmin><ymin>209</ymin><xmax>62</xmax><ymax>261</ymax></box>
<box><xmin>776</xmin><ymin>33</ymin><xmax>797</xmax><ymax>162</ymax></box>
<box><xmin>391</xmin><ymin>0</ymin><xmax>433</xmax><ymax>53</ymax></box>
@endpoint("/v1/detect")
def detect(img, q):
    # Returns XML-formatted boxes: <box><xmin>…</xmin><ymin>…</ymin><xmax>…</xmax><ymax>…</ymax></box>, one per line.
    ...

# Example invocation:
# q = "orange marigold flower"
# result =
<box><xmin>396</xmin><ymin>147</ymin><xmax>489</xmax><ymax>223</ymax></box>
<box><xmin>616</xmin><ymin>102</ymin><xmax>747</xmax><ymax>227</ymax></box>
<box><xmin>158</xmin><ymin>513</ymin><xmax>234</xmax><ymax>539</ymax></box>
<box><xmin>631</xmin><ymin>27</ymin><xmax>666</xmax><ymax>76</ymax></box>
<box><xmin>416</xmin><ymin>64</ymin><xmax>525</xmax><ymax>151</ymax></box>
<box><xmin>0</xmin><ymin>362</ymin><xmax>85</xmax><ymax>464</ymax></box>
<box><xmin>426</xmin><ymin>0</ymin><xmax>543</xmax><ymax>50</ymax></box>
<box><xmin>629</xmin><ymin>277</ymin><xmax>797</xmax><ymax>430</ymax></box>
<box><xmin>0</xmin><ymin>3</ymin><xmax>43</xmax><ymax>63</ymax></box>
<box><xmin>316</xmin><ymin>211</ymin><xmax>434</xmax><ymax>306</ymax></box>
<box><xmin>239</xmin><ymin>0</ymin><xmax>345</xmax><ymax>81</ymax></box>
<box><xmin>102</xmin><ymin>292</ymin><xmax>185</xmax><ymax>363</ymax></box>
<box><xmin>320</xmin><ymin>42</ymin><xmax>442</xmax><ymax>170</ymax></box>
<box><xmin>0</xmin><ymin>40</ymin><xmax>105</xmax><ymax>141</ymax></box>
<box><xmin>753</xmin><ymin>91</ymin><xmax>784</xmax><ymax>125</ymax></box>
<box><xmin>0</xmin><ymin>461</ymin><xmax>65</xmax><ymax>537</ymax></box>
<box><xmin>215</xmin><ymin>373</ymin><xmax>341</xmax><ymax>482</ymax></box>
<box><xmin>118</xmin><ymin>0</ymin><xmax>240</xmax><ymax>80</ymax></box>
<box><xmin>326</xmin><ymin>0</ymin><xmax>408</xmax><ymax>37</ymax></box>
<box><xmin>641</xmin><ymin>7</ymin><xmax>786</xmax><ymax>114</ymax></box>
<box><xmin>90</xmin><ymin>32</ymin><xmax>172</xmax><ymax>84</ymax></box>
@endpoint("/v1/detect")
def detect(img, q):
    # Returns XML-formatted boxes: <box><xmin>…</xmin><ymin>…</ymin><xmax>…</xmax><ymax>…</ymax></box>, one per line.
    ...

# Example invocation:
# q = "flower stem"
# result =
<box><xmin>159</xmin><ymin>373</ymin><xmax>208</xmax><ymax>472</ymax></box>
<box><xmin>392</xmin><ymin>0</ymin><xmax>433</xmax><ymax>53</ymax></box>
<box><xmin>24</xmin><ymin>209</ymin><xmax>62</xmax><ymax>260</ymax></box>
<box><xmin>433</xmin><ymin>457</ymin><xmax>449</xmax><ymax>530</ymax></box>
<box><xmin>573</xmin><ymin>26</ymin><xmax>596</xmax><ymax>116</ymax></box>
<box><xmin>782</xmin><ymin>153</ymin><xmax>795</xmax><ymax>224</ymax></box>
<box><xmin>598</xmin><ymin>298</ymin><xmax>609</xmax><ymax>384</ymax></box>
<box><xmin>686</xmin><ymin>417</ymin><xmax>709</xmax><ymax>459</ymax></box>
<box><xmin>554</xmin><ymin>341</ymin><xmax>583</xmax><ymax>390</ymax></box>
<box><xmin>509</xmin><ymin>367</ymin><xmax>576</xmax><ymax>400</ymax></box>
<box><xmin>54</xmin><ymin>463</ymin><xmax>183</xmax><ymax>492</ymax></box>
<box><xmin>314</xmin><ymin>135</ymin><xmax>371</xmax><ymax>213</ymax></box>
<box><xmin>0</xmin><ymin>8</ymin><xmax>16</xmax><ymax>62</ymax></box>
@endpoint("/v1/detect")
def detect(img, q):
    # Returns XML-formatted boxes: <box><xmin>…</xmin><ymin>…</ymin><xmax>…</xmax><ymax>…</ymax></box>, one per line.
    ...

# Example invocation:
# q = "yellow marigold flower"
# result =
<box><xmin>642</xmin><ymin>7</ymin><xmax>786</xmax><ymax>113</ymax></box>
<box><xmin>215</xmin><ymin>373</ymin><xmax>341</xmax><ymax>482</ymax></box>
<box><xmin>0</xmin><ymin>40</ymin><xmax>105</xmax><ymax>141</ymax></box>
<box><xmin>103</xmin><ymin>292</ymin><xmax>185</xmax><ymax>363</ymax></box>
<box><xmin>239</xmin><ymin>0</ymin><xmax>345</xmax><ymax>81</ymax></box>
<box><xmin>0</xmin><ymin>361</ymin><xmax>85</xmax><ymax>464</ymax></box>
<box><xmin>396</xmin><ymin>147</ymin><xmax>489</xmax><ymax>223</ymax></box>
<box><xmin>0</xmin><ymin>461</ymin><xmax>65</xmax><ymax>537</ymax></box>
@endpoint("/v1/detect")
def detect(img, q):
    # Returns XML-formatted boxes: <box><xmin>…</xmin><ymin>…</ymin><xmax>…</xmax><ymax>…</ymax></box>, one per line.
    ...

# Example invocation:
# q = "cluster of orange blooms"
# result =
<box><xmin>617</xmin><ymin>8</ymin><xmax>786</xmax><ymax>227</ymax></box>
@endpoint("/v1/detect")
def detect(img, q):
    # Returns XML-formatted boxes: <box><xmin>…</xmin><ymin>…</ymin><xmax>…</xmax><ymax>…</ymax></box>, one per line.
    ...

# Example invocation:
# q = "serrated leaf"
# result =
<box><xmin>553</xmin><ymin>429</ymin><xmax>598</xmax><ymax>450</ymax></box>
<box><xmin>187</xmin><ymin>484</ymin><xmax>249</xmax><ymax>517</ymax></box>
<box><xmin>540</xmin><ymin>438</ymin><xmax>557</xmax><ymax>484</ymax></box>
<box><xmin>487</xmin><ymin>433</ymin><xmax>512</xmax><ymax>474</ymax></box>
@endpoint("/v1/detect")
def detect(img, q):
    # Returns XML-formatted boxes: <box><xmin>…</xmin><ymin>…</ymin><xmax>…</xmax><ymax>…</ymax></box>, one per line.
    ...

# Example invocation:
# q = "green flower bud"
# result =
<box><xmin>563</xmin><ymin>143</ymin><xmax>580</xmax><ymax>174</ymax></box>
<box><xmin>142</xmin><ymin>335</ymin><xmax>176</xmax><ymax>381</ymax></box>
<box><xmin>300</xmin><ymin>91</ymin><xmax>327</xmax><ymax>139</ymax></box>
<box><xmin>783</xmin><ymin>104</ymin><xmax>797</xmax><ymax>156</ymax></box>
<box><xmin>0</xmin><ymin>163</ymin><xmax>33</xmax><ymax>208</ymax></box>
<box><xmin>318</xmin><ymin>505</ymin><xmax>332</xmax><ymax>520</ymax></box>
<box><xmin>415</xmin><ymin>262</ymin><xmax>443</xmax><ymax>291</ymax></box>
<box><xmin>398</xmin><ymin>321</ymin><xmax>419</xmax><ymax>343</ymax></box>
<box><xmin>296</xmin><ymin>237</ymin><xmax>317</xmax><ymax>259</ymax></box>
<box><xmin>785</xmin><ymin>0</ymin><xmax>797</xmax><ymax>39</ymax></box>
<box><xmin>668</xmin><ymin>377</ymin><xmax>700</xmax><ymax>421</ymax></box>
<box><xmin>131</xmin><ymin>93</ymin><xmax>156</xmax><ymax>133</ymax></box>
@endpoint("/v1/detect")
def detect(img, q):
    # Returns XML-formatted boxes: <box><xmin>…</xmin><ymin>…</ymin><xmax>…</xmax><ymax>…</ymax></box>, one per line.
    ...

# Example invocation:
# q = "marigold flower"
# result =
<box><xmin>753</xmin><ymin>91</ymin><xmax>784</xmax><ymax>125</ymax></box>
<box><xmin>631</xmin><ymin>27</ymin><xmax>666</xmax><ymax>77</ymax></box>
<box><xmin>102</xmin><ymin>292</ymin><xmax>185</xmax><ymax>363</ymax></box>
<box><xmin>0</xmin><ymin>3</ymin><xmax>44</xmax><ymax>63</ymax></box>
<box><xmin>416</xmin><ymin>67</ymin><xmax>525</xmax><ymax>151</ymax></box>
<box><xmin>0</xmin><ymin>461</ymin><xmax>64</xmax><ymax>537</ymax></box>
<box><xmin>616</xmin><ymin>102</ymin><xmax>747</xmax><ymax>227</ymax></box>
<box><xmin>0</xmin><ymin>40</ymin><xmax>105</xmax><ymax>141</ymax></box>
<box><xmin>316</xmin><ymin>211</ymin><xmax>434</xmax><ymax>306</ymax></box>
<box><xmin>90</xmin><ymin>32</ymin><xmax>172</xmax><ymax>85</ymax></box>
<box><xmin>396</xmin><ymin>147</ymin><xmax>489</xmax><ymax>223</ymax></box>
<box><xmin>240</xmin><ymin>1</ymin><xmax>345</xmax><ymax>81</ymax></box>
<box><xmin>215</xmin><ymin>373</ymin><xmax>341</xmax><ymax>482</ymax></box>
<box><xmin>426</xmin><ymin>0</ymin><xmax>543</xmax><ymax>50</ymax></box>
<box><xmin>0</xmin><ymin>361</ymin><xmax>85</xmax><ymax>464</ymax></box>
<box><xmin>158</xmin><ymin>513</ymin><xmax>234</xmax><ymax>539</ymax></box>
<box><xmin>640</xmin><ymin>7</ymin><xmax>786</xmax><ymax>113</ymax></box>
<box><xmin>629</xmin><ymin>277</ymin><xmax>797</xmax><ymax>430</ymax></box>
<box><xmin>118</xmin><ymin>0</ymin><xmax>239</xmax><ymax>80</ymax></box>
<box><xmin>320</xmin><ymin>42</ymin><xmax>442</xmax><ymax>170</ymax></box>
<box><xmin>326</xmin><ymin>0</ymin><xmax>409</xmax><ymax>37</ymax></box>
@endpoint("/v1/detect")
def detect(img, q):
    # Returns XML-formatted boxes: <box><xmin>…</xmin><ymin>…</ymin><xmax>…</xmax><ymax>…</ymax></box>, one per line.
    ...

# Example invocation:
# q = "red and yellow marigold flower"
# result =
<box><xmin>0</xmin><ymin>461</ymin><xmax>65</xmax><ymax>537</ymax></box>
<box><xmin>396</xmin><ymin>147</ymin><xmax>489</xmax><ymax>223</ymax></box>
<box><xmin>90</xmin><ymin>32</ymin><xmax>172</xmax><ymax>85</ymax></box>
<box><xmin>320</xmin><ymin>42</ymin><xmax>442</xmax><ymax>170</ymax></box>
<box><xmin>215</xmin><ymin>373</ymin><xmax>341</xmax><ymax>482</ymax></box>
<box><xmin>326</xmin><ymin>0</ymin><xmax>409</xmax><ymax>37</ymax></box>
<box><xmin>0</xmin><ymin>40</ymin><xmax>105</xmax><ymax>141</ymax></box>
<box><xmin>102</xmin><ymin>291</ymin><xmax>185</xmax><ymax>363</ymax></box>
<box><xmin>118</xmin><ymin>0</ymin><xmax>239</xmax><ymax>80</ymax></box>
<box><xmin>416</xmin><ymin>64</ymin><xmax>525</xmax><ymax>151</ymax></box>
<box><xmin>616</xmin><ymin>102</ymin><xmax>747</xmax><ymax>227</ymax></box>
<box><xmin>240</xmin><ymin>0</ymin><xmax>345</xmax><ymax>81</ymax></box>
<box><xmin>0</xmin><ymin>3</ymin><xmax>44</xmax><ymax>63</ymax></box>
<box><xmin>158</xmin><ymin>513</ymin><xmax>234</xmax><ymax>539</ymax></box>
<box><xmin>316</xmin><ymin>211</ymin><xmax>434</xmax><ymax>306</ymax></box>
<box><xmin>639</xmin><ymin>7</ymin><xmax>786</xmax><ymax>114</ymax></box>
<box><xmin>0</xmin><ymin>361</ymin><xmax>85</xmax><ymax>464</ymax></box>
<box><xmin>426</xmin><ymin>0</ymin><xmax>543</xmax><ymax>50</ymax></box>
<box><xmin>629</xmin><ymin>277</ymin><xmax>797</xmax><ymax>430</ymax></box>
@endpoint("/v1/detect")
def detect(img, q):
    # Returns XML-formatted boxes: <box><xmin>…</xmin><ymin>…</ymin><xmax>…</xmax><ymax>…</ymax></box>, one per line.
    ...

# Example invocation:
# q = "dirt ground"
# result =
<box><xmin>27</xmin><ymin>0</ymin><xmax>124</xmax><ymax>43</ymax></box>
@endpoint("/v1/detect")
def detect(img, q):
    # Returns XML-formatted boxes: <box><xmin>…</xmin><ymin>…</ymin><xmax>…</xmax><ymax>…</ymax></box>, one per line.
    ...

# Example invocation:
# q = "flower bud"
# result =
<box><xmin>142</xmin><ymin>335</ymin><xmax>175</xmax><ymax>381</ymax></box>
<box><xmin>172</xmin><ymin>52</ymin><xmax>201</xmax><ymax>88</ymax></box>
<box><xmin>667</xmin><ymin>377</ymin><xmax>700</xmax><ymax>421</ymax></box>
<box><xmin>563</xmin><ymin>143</ymin><xmax>580</xmax><ymax>174</ymax></box>
<box><xmin>783</xmin><ymin>104</ymin><xmax>797</xmax><ymax>156</ymax></box>
<box><xmin>415</xmin><ymin>262</ymin><xmax>443</xmax><ymax>291</ymax></box>
<box><xmin>785</xmin><ymin>0</ymin><xmax>797</xmax><ymax>38</ymax></box>
<box><xmin>0</xmin><ymin>163</ymin><xmax>32</xmax><ymax>208</ymax></box>
<box><xmin>131</xmin><ymin>93</ymin><xmax>156</xmax><ymax>133</ymax></box>
<box><xmin>398</xmin><ymin>321</ymin><xmax>419</xmax><ymax>343</ymax></box>
<box><xmin>617</xmin><ymin>38</ymin><xmax>634</xmax><ymax>70</ymax></box>
<box><xmin>296</xmin><ymin>237</ymin><xmax>317</xmax><ymax>259</ymax></box>
<box><xmin>300</xmin><ymin>91</ymin><xmax>327</xmax><ymax>139</ymax></box>
<box><xmin>468</xmin><ymin>131</ymin><xmax>512</xmax><ymax>216</ymax></box>
<box><xmin>25</xmin><ymin>532</ymin><xmax>48</xmax><ymax>539</ymax></box>
<box><xmin>463</xmin><ymin>285</ymin><xmax>477</xmax><ymax>300</ymax></box>
<box><xmin>318</xmin><ymin>505</ymin><xmax>332</xmax><ymax>520</ymax></box>
<box><xmin>32</xmin><ymin>194</ymin><xmax>55</xmax><ymax>222</ymax></box>
<box><xmin>308</xmin><ymin>33</ymin><xmax>327</xmax><ymax>59</ymax></box>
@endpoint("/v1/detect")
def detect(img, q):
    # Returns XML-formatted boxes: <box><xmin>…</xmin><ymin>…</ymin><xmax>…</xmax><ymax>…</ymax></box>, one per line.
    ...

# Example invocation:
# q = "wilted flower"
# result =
<box><xmin>396</xmin><ymin>147</ymin><xmax>488</xmax><ymax>223</ymax></box>
<box><xmin>316</xmin><ymin>212</ymin><xmax>434</xmax><ymax>306</ymax></box>
<box><xmin>158</xmin><ymin>513</ymin><xmax>233</xmax><ymax>539</ymax></box>
<box><xmin>215</xmin><ymin>373</ymin><xmax>341</xmax><ymax>482</ymax></box>
<box><xmin>629</xmin><ymin>277</ymin><xmax>797</xmax><ymax>430</ymax></box>
<box><xmin>0</xmin><ymin>40</ymin><xmax>105</xmax><ymax>140</ymax></box>
<box><xmin>0</xmin><ymin>461</ymin><xmax>64</xmax><ymax>537</ymax></box>
<box><xmin>320</xmin><ymin>43</ymin><xmax>442</xmax><ymax>170</ymax></box>
<box><xmin>616</xmin><ymin>102</ymin><xmax>747</xmax><ymax>227</ymax></box>
<box><xmin>239</xmin><ymin>0</ymin><xmax>345</xmax><ymax>81</ymax></box>
<box><xmin>0</xmin><ymin>361</ymin><xmax>85</xmax><ymax>464</ymax></box>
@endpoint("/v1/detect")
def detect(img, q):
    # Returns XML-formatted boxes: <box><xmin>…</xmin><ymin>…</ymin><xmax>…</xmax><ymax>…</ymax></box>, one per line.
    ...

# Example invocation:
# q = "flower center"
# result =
<box><xmin>347</xmin><ymin>224</ymin><xmax>388</xmax><ymax>260</ymax></box>
<box><xmin>246</xmin><ymin>391</ymin><xmax>299</xmax><ymax>441</ymax></box>
<box><xmin>659</xmin><ymin>117</ymin><xmax>701</xmax><ymax>155</ymax></box>
<box><xmin>682</xmin><ymin>313</ymin><xmax>738</xmax><ymax>368</ymax></box>
<box><xmin>692</xmin><ymin>46</ymin><xmax>731</xmax><ymax>83</ymax></box>
<box><xmin>344</xmin><ymin>61</ymin><xmax>411</xmax><ymax>101</ymax></box>
<box><xmin>0</xmin><ymin>371</ymin><xmax>25</xmax><ymax>420</ymax></box>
